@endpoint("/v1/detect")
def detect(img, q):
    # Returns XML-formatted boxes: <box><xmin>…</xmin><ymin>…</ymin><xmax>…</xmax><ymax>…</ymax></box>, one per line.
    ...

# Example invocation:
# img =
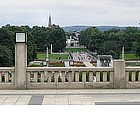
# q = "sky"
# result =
<box><xmin>0</xmin><ymin>0</ymin><xmax>140</xmax><ymax>27</ymax></box>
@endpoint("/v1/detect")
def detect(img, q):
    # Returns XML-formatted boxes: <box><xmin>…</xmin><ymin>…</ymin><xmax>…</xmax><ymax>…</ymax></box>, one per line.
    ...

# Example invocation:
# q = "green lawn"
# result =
<box><xmin>126</xmin><ymin>62</ymin><xmax>140</xmax><ymax>67</ymax></box>
<box><xmin>37</xmin><ymin>53</ymin><xmax>68</xmax><ymax>60</ymax></box>
<box><xmin>120</xmin><ymin>53</ymin><xmax>139</xmax><ymax>60</ymax></box>
<box><xmin>64</xmin><ymin>48</ymin><xmax>86</xmax><ymax>52</ymax></box>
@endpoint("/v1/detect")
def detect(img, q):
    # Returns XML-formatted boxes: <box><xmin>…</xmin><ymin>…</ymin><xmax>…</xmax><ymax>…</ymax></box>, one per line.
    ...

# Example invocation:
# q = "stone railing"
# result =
<box><xmin>26</xmin><ymin>67</ymin><xmax>114</xmax><ymax>89</ymax></box>
<box><xmin>1</xmin><ymin>60</ymin><xmax>140</xmax><ymax>89</ymax></box>
<box><xmin>126</xmin><ymin>67</ymin><xmax>140</xmax><ymax>89</ymax></box>
<box><xmin>0</xmin><ymin>67</ymin><xmax>15</xmax><ymax>89</ymax></box>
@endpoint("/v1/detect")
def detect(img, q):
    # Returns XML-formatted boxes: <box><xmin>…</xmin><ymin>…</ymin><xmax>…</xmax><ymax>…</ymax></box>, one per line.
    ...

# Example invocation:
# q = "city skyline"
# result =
<box><xmin>0</xmin><ymin>0</ymin><xmax>140</xmax><ymax>27</ymax></box>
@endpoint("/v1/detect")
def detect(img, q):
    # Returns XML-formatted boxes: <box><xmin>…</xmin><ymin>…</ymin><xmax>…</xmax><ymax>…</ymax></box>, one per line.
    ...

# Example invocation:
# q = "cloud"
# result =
<box><xmin>0</xmin><ymin>0</ymin><xmax>140</xmax><ymax>27</ymax></box>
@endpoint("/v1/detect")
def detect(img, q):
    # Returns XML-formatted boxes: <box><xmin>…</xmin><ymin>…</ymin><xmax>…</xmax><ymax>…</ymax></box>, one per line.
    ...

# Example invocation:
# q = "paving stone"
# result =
<box><xmin>16</xmin><ymin>96</ymin><xmax>31</xmax><ymax>105</ymax></box>
<box><xmin>2</xmin><ymin>96</ymin><xmax>20</xmax><ymax>105</ymax></box>
<box><xmin>68</xmin><ymin>99</ymin><xmax>82</xmax><ymax>105</ymax></box>
<box><xmin>56</xmin><ymin>98</ymin><xmax>68</xmax><ymax>105</ymax></box>
<box><xmin>28</xmin><ymin>95</ymin><xmax>44</xmax><ymax>105</ymax></box>
<box><xmin>0</xmin><ymin>97</ymin><xmax>7</xmax><ymax>105</ymax></box>
<box><xmin>42</xmin><ymin>98</ymin><xmax>56</xmax><ymax>105</ymax></box>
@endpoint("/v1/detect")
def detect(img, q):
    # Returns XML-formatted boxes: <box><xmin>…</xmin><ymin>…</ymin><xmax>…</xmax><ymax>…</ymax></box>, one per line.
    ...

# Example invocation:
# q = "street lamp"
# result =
<box><xmin>15</xmin><ymin>32</ymin><xmax>27</xmax><ymax>43</ymax></box>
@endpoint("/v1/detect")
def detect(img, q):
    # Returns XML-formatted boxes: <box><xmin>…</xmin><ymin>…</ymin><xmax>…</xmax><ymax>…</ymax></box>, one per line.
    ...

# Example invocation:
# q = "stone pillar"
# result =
<box><xmin>51</xmin><ymin>44</ymin><xmax>52</xmax><ymax>54</ymax></box>
<box><xmin>15</xmin><ymin>33</ymin><xmax>27</xmax><ymax>90</ymax></box>
<box><xmin>46</xmin><ymin>47</ymin><xmax>48</xmax><ymax>59</ymax></box>
<box><xmin>113</xmin><ymin>60</ymin><xmax>126</xmax><ymax>89</ymax></box>
<box><xmin>122</xmin><ymin>47</ymin><xmax>124</xmax><ymax>60</ymax></box>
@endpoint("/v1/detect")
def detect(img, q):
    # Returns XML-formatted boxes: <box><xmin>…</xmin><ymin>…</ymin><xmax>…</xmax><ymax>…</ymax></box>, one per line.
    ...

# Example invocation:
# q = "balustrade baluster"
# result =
<box><xmin>68</xmin><ymin>71</ymin><xmax>73</xmax><ymax>82</ymax></box>
<box><xmin>82</xmin><ymin>71</ymin><xmax>86</xmax><ymax>82</ymax></box>
<box><xmin>34</xmin><ymin>72</ymin><xmax>38</xmax><ymax>82</ymax></box>
<box><xmin>126</xmin><ymin>72</ymin><xmax>129</xmax><ymax>82</ymax></box>
<box><xmin>132</xmin><ymin>71</ymin><xmax>136</xmax><ymax>82</ymax></box>
<box><xmin>11</xmin><ymin>72</ymin><xmax>14</xmax><ymax>83</ymax></box>
<box><xmin>139</xmin><ymin>72</ymin><xmax>140</xmax><ymax>82</ymax></box>
<box><xmin>96</xmin><ymin>72</ymin><xmax>100</xmax><ymax>82</ymax></box>
<box><xmin>5</xmin><ymin>72</ymin><xmax>9</xmax><ymax>82</ymax></box>
<box><xmin>41</xmin><ymin>72</ymin><xmax>45</xmax><ymax>82</ymax></box>
<box><xmin>48</xmin><ymin>71</ymin><xmax>52</xmax><ymax>83</ymax></box>
<box><xmin>0</xmin><ymin>72</ymin><xmax>2</xmax><ymax>82</ymax></box>
<box><xmin>110</xmin><ymin>72</ymin><xmax>113</xmax><ymax>82</ymax></box>
<box><xmin>61</xmin><ymin>71</ymin><xmax>65</xmax><ymax>82</ymax></box>
<box><xmin>75</xmin><ymin>71</ymin><xmax>79</xmax><ymax>82</ymax></box>
<box><xmin>103</xmin><ymin>72</ymin><xmax>107</xmax><ymax>82</ymax></box>
<box><xmin>54</xmin><ymin>72</ymin><xmax>58</xmax><ymax>83</ymax></box>
<box><xmin>54</xmin><ymin>71</ymin><xmax>58</xmax><ymax>83</ymax></box>
<box><xmin>44</xmin><ymin>71</ymin><xmax>48</xmax><ymax>81</ymax></box>
<box><xmin>89</xmin><ymin>71</ymin><xmax>93</xmax><ymax>82</ymax></box>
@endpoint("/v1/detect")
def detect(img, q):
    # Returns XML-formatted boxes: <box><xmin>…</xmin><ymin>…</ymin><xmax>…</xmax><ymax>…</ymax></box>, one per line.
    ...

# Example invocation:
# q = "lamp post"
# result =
<box><xmin>15</xmin><ymin>32</ymin><xmax>27</xmax><ymax>89</ymax></box>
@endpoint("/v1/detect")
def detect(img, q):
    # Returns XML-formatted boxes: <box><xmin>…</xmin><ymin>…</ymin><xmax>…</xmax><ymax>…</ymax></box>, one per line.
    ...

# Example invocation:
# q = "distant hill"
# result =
<box><xmin>62</xmin><ymin>26</ymin><xmax>127</xmax><ymax>32</ymax></box>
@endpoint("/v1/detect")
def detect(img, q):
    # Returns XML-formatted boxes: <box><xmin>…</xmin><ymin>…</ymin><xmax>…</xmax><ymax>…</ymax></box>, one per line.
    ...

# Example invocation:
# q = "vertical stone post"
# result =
<box><xmin>15</xmin><ymin>32</ymin><xmax>27</xmax><ymax>90</ymax></box>
<box><xmin>46</xmin><ymin>47</ymin><xmax>48</xmax><ymax>59</ymax></box>
<box><xmin>113</xmin><ymin>60</ymin><xmax>126</xmax><ymax>89</ymax></box>
<box><xmin>122</xmin><ymin>47</ymin><xmax>124</xmax><ymax>60</ymax></box>
<box><xmin>51</xmin><ymin>44</ymin><xmax>53</xmax><ymax>54</ymax></box>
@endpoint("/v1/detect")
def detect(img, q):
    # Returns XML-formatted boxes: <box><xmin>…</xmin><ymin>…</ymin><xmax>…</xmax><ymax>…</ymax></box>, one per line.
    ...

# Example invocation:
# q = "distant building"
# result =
<box><xmin>66</xmin><ymin>32</ymin><xmax>80</xmax><ymax>48</ymax></box>
<box><xmin>47</xmin><ymin>14</ymin><xmax>59</xmax><ymax>28</ymax></box>
<box><xmin>48</xmin><ymin>14</ymin><xmax>52</xmax><ymax>28</ymax></box>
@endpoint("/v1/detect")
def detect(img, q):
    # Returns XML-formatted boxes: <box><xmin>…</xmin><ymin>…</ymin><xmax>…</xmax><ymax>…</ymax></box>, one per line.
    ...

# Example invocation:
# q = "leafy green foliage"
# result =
<box><xmin>80</xmin><ymin>27</ymin><xmax>140</xmax><ymax>59</ymax></box>
<box><xmin>0</xmin><ymin>45</ymin><xmax>13</xmax><ymax>66</ymax></box>
<box><xmin>0</xmin><ymin>24</ymin><xmax>66</xmax><ymax>66</ymax></box>
<box><xmin>31</xmin><ymin>26</ymin><xmax>66</xmax><ymax>53</ymax></box>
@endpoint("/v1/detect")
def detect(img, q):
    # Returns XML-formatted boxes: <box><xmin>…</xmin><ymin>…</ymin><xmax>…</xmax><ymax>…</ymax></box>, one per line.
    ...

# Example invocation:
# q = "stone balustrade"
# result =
<box><xmin>26</xmin><ymin>67</ymin><xmax>114</xmax><ymax>89</ymax></box>
<box><xmin>0</xmin><ymin>67</ymin><xmax>15</xmax><ymax>89</ymax></box>
<box><xmin>126</xmin><ymin>67</ymin><xmax>140</xmax><ymax>89</ymax></box>
<box><xmin>1</xmin><ymin>60</ymin><xmax>140</xmax><ymax>89</ymax></box>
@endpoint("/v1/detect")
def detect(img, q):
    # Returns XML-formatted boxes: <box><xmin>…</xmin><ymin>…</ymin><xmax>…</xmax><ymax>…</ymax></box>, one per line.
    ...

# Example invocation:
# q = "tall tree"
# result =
<box><xmin>48</xmin><ymin>27</ymin><xmax>66</xmax><ymax>52</ymax></box>
<box><xmin>0</xmin><ymin>45</ymin><xmax>13</xmax><ymax>66</ymax></box>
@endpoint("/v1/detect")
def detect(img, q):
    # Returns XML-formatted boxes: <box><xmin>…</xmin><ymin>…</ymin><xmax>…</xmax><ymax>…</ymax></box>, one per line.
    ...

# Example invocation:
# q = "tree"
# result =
<box><xmin>79</xmin><ymin>27</ymin><xmax>103</xmax><ymax>51</ymax></box>
<box><xmin>98</xmin><ymin>41</ymin><xmax>120</xmax><ymax>59</ymax></box>
<box><xmin>1</xmin><ymin>25</ymin><xmax>37</xmax><ymax>64</ymax></box>
<box><xmin>48</xmin><ymin>27</ymin><xmax>66</xmax><ymax>52</ymax></box>
<box><xmin>0</xmin><ymin>45</ymin><xmax>13</xmax><ymax>66</ymax></box>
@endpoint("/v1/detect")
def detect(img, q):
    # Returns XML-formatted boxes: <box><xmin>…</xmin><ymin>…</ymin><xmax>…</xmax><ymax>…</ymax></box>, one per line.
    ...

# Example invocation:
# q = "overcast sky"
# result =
<box><xmin>0</xmin><ymin>0</ymin><xmax>140</xmax><ymax>27</ymax></box>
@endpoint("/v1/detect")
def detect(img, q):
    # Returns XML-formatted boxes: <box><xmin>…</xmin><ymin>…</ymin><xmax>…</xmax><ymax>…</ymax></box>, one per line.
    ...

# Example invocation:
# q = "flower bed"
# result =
<box><xmin>49</xmin><ymin>61</ymin><xmax>65</xmax><ymax>67</ymax></box>
<box><xmin>74</xmin><ymin>61</ymin><xmax>86</xmax><ymax>67</ymax></box>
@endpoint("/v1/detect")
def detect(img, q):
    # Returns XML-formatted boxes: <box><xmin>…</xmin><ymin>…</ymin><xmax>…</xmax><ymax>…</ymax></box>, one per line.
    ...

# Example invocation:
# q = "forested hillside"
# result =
<box><xmin>0</xmin><ymin>24</ymin><xmax>66</xmax><ymax>66</ymax></box>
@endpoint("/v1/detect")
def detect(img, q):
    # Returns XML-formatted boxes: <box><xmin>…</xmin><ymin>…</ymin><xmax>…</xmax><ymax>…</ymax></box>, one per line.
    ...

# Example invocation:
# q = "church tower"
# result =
<box><xmin>48</xmin><ymin>14</ymin><xmax>52</xmax><ymax>28</ymax></box>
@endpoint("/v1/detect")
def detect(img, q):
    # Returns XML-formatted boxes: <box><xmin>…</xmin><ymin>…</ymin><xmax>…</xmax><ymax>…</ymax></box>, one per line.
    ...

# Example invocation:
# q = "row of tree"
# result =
<box><xmin>0</xmin><ymin>24</ymin><xmax>66</xmax><ymax>66</ymax></box>
<box><xmin>80</xmin><ymin>27</ymin><xmax>140</xmax><ymax>59</ymax></box>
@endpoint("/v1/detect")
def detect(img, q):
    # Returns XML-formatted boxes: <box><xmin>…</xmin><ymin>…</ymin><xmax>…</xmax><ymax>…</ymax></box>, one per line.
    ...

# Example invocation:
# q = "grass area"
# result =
<box><xmin>64</xmin><ymin>48</ymin><xmax>86</xmax><ymax>52</ymax></box>
<box><xmin>37</xmin><ymin>53</ymin><xmax>68</xmax><ymax>60</ymax></box>
<box><xmin>120</xmin><ymin>53</ymin><xmax>139</xmax><ymax>60</ymax></box>
<box><xmin>126</xmin><ymin>62</ymin><xmax>140</xmax><ymax>67</ymax></box>
<box><xmin>37</xmin><ymin>53</ymin><xmax>46</xmax><ymax>59</ymax></box>
<box><xmin>31</xmin><ymin>63</ymin><xmax>43</xmax><ymax>67</ymax></box>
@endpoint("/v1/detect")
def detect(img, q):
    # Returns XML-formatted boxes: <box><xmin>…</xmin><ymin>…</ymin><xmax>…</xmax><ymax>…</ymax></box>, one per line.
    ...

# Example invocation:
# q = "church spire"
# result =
<box><xmin>48</xmin><ymin>14</ymin><xmax>52</xmax><ymax>28</ymax></box>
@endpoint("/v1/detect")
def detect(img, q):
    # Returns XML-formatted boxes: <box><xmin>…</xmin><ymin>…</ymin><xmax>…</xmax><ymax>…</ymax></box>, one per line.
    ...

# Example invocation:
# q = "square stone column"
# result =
<box><xmin>113</xmin><ymin>60</ymin><xmax>126</xmax><ymax>89</ymax></box>
<box><xmin>15</xmin><ymin>32</ymin><xmax>27</xmax><ymax>90</ymax></box>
